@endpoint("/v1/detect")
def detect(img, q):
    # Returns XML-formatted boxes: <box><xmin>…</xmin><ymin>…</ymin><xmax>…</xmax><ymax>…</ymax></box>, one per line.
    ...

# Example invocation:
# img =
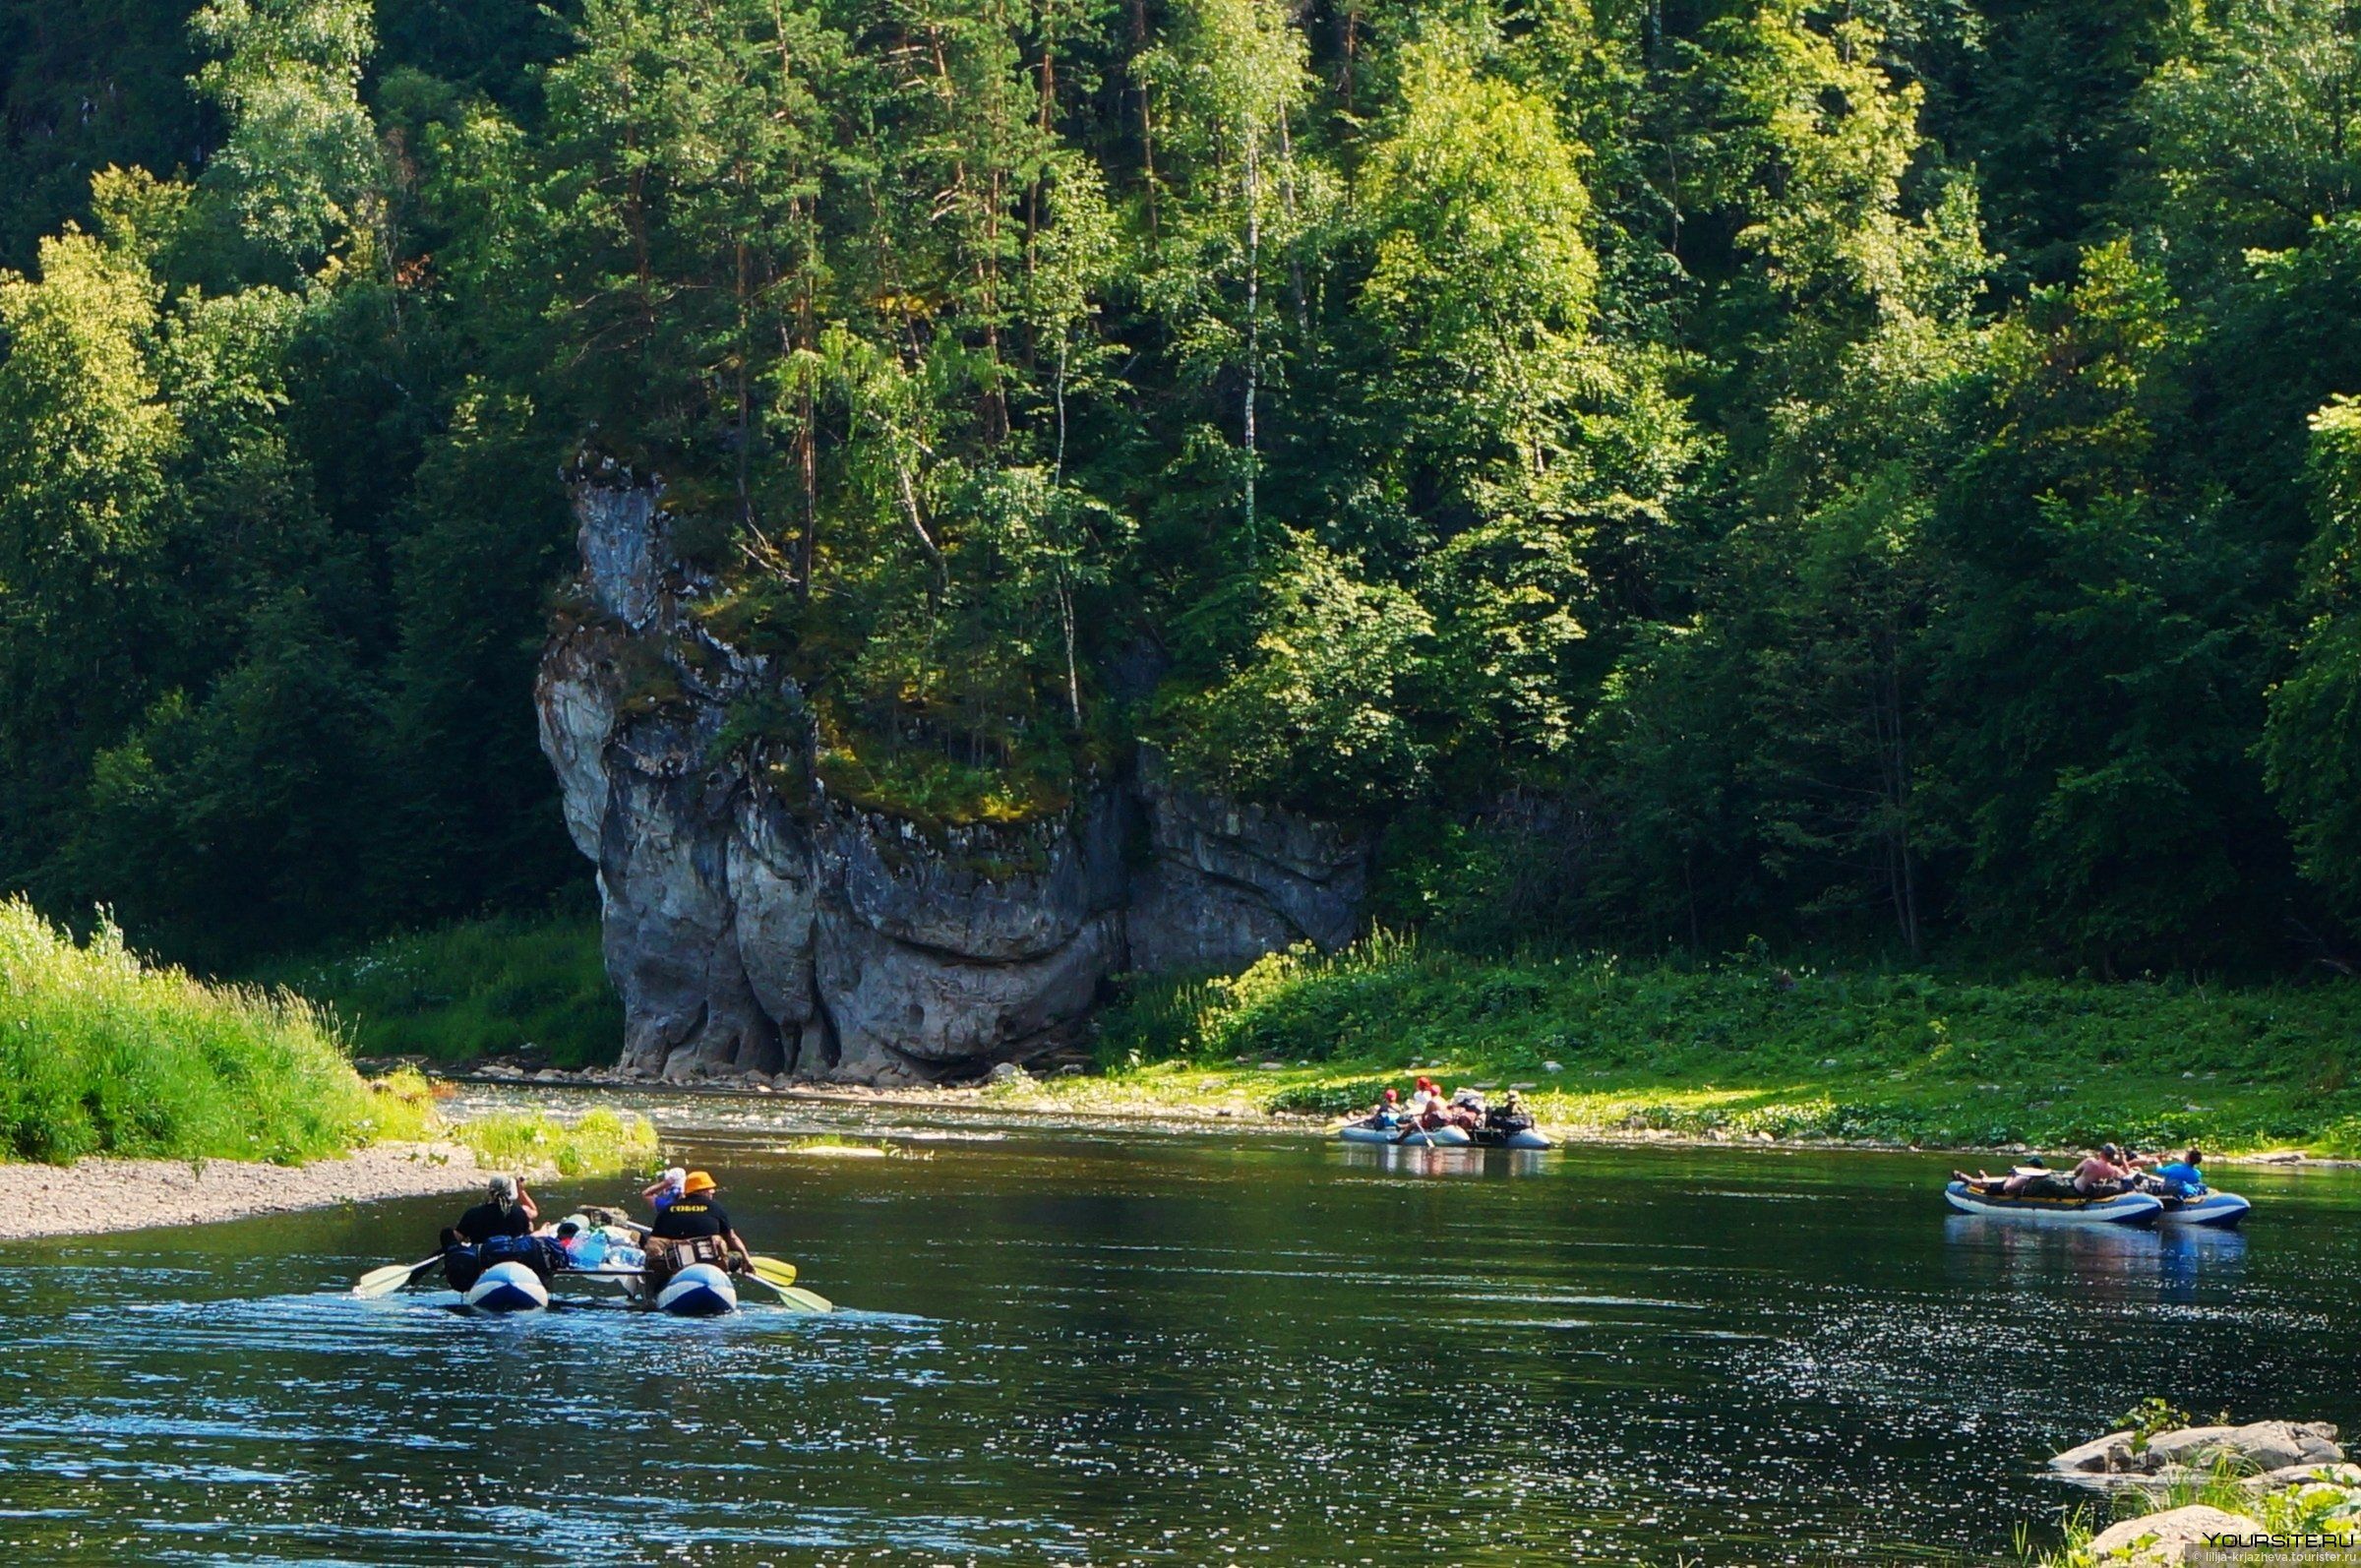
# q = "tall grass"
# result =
<box><xmin>253</xmin><ymin>915</ymin><xmax>620</xmax><ymax>1067</ymax></box>
<box><xmin>0</xmin><ymin>898</ymin><xmax>427</xmax><ymax>1164</ymax></box>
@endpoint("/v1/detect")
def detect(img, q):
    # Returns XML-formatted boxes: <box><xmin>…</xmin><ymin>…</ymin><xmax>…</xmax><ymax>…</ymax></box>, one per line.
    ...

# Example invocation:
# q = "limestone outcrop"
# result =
<box><xmin>535</xmin><ymin>470</ymin><xmax>1368</xmax><ymax>1082</ymax></box>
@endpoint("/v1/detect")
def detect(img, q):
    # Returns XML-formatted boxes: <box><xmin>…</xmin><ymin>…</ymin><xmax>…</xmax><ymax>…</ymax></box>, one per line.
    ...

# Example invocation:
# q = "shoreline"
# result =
<box><xmin>4</xmin><ymin>1071</ymin><xmax>2348</xmax><ymax>1245</ymax></box>
<box><xmin>435</xmin><ymin>1067</ymin><xmax>2361</xmax><ymax>1169</ymax></box>
<box><xmin>0</xmin><ymin>1141</ymin><xmax>489</xmax><ymax>1242</ymax></box>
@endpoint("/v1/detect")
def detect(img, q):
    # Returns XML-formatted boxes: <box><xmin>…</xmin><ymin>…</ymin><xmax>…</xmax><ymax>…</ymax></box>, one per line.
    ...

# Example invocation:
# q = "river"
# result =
<box><xmin>1</xmin><ymin>1091</ymin><xmax>2355</xmax><ymax>1566</ymax></box>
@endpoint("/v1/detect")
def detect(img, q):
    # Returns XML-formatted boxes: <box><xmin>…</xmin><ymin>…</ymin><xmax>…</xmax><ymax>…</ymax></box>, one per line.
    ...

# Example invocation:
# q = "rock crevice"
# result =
<box><xmin>535</xmin><ymin>473</ymin><xmax>1368</xmax><ymax>1082</ymax></box>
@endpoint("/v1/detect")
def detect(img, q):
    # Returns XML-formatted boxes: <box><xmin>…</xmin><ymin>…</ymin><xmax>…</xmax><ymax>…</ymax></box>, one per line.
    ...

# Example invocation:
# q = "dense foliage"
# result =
<box><xmin>7</xmin><ymin>0</ymin><xmax>2361</xmax><ymax>974</ymax></box>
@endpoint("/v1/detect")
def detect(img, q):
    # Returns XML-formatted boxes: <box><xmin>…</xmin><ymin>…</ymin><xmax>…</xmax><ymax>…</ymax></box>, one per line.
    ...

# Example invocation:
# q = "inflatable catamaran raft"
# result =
<box><xmin>1942</xmin><ymin>1181</ymin><xmax>2251</xmax><ymax>1228</ymax></box>
<box><xmin>1334</xmin><ymin>1120</ymin><xmax>1553</xmax><ymax>1149</ymax></box>
<box><xmin>357</xmin><ymin>1243</ymin><xmax>828</xmax><ymax>1316</ymax></box>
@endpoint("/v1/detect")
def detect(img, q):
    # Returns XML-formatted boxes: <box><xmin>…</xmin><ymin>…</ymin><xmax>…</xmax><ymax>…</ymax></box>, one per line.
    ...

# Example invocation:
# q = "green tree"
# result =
<box><xmin>2264</xmin><ymin>395</ymin><xmax>2361</xmax><ymax>924</ymax></box>
<box><xmin>188</xmin><ymin>0</ymin><xmax>386</xmax><ymax>271</ymax></box>
<box><xmin>0</xmin><ymin>216</ymin><xmax>179</xmax><ymax>871</ymax></box>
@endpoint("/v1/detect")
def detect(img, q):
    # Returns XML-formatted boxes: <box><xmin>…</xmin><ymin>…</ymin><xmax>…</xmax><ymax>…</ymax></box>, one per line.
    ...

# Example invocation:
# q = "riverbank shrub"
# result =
<box><xmin>252</xmin><ymin>914</ymin><xmax>619</xmax><ymax>1067</ymax></box>
<box><xmin>451</xmin><ymin>1107</ymin><xmax>657</xmax><ymax>1178</ymax></box>
<box><xmin>0</xmin><ymin>898</ymin><xmax>426</xmax><ymax>1164</ymax></box>
<box><xmin>1092</xmin><ymin>935</ymin><xmax>2361</xmax><ymax>1153</ymax></box>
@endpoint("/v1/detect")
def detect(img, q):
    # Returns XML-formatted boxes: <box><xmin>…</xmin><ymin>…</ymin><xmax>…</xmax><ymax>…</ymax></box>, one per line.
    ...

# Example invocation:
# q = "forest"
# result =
<box><xmin>4</xmin><ymin>0</ymin><xmax>2360</xmax><ymax>980</ymax></box>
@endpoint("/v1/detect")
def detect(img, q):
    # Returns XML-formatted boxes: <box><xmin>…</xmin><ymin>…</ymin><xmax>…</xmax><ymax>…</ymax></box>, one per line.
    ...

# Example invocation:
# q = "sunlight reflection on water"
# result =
<box><xmin>0</xmin><ymin>1098</ymin><xmax>2353</xmax><ymax>1565</ymax></box>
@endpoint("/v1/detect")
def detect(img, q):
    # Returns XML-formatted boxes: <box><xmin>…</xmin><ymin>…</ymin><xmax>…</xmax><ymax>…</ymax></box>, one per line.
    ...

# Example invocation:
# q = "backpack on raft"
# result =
<box><xmin>443</xmin><ymin>1242</ymin><xmax>486</xmax><ymax>1292</ymax></box>
<box><xmin>481</xmin><ymin>1233</ymin><xmax>560</xmax><ymax>1279</ymax></box>
<box><xmin>642</xmin><ymin>1236</ymin><xmax>729</xmax><ymax>1290</ymax></box>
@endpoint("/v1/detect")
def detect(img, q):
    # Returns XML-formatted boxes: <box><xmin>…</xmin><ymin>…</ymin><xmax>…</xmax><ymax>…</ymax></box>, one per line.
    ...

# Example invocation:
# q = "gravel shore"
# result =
<box><xmin>0</xmin><ymin>1142</ymin><xmax>489</xmax><ymax>1241</ymax></box>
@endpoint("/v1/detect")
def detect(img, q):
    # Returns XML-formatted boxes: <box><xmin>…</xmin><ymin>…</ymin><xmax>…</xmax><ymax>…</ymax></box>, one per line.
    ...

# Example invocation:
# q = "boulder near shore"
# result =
<box><xmin>2047</xmin><ymin>1419</ymin><xmax>2361</xmax><ymax>1566</ymax></box>
<box><xmin>2049</xmin><ymin>1420</ymin><xmax>2345</xmax><ymax>1480</ymax></box>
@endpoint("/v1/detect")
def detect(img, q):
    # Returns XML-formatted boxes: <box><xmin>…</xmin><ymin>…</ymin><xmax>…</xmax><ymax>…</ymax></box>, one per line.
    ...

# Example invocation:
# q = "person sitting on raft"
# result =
<box><xmin>2073</xmin><ymin>1144</ymin><xmax>2138</xmax><ymax>1194</ymax></box>
<box><xmin>2148</xmin><ymin>1147</ymin><xmax>2207</xmax><ymax>1197</ymax></box>
<box><xmin>641</xmin><ymin>1165</ymin><xmax>688</xmax><ymax>1213</ymax></box>
<box><xmin>1486</xmin><ymin>1089</ymin><xmax>1536</xmax><ymax>1138</ymax></box>
<box><xmin>452</xmin><ymin>1174</ymin><xmax>538</xmax><ymax>1241</ymax></box>
<box><xmin>642</xmin><ymin>1171</ymin><xmax>755</xmax><ymax>1292</ymax></box>
<box><xmin>1954</xmin><ymin>1145</ymin><xmax>2133</xmax><ymax>1198</ymax></box>
<box><xmin>440</xmin><ymin>1174</ymin><xmax>545</xmax><ymax>1290</ymax></box>
<box><xmin>1405</xmin><ymin>1076</ymin><xmax>1444</xmax><ymax>1126</ymax></box>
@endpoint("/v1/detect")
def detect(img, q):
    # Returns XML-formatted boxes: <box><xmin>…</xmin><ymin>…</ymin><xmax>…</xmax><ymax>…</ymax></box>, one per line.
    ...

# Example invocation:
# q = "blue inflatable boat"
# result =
<box><xmin>462</xmin><ymin>1259</ymin><xmax>552</xmax><ymax>1312</ymax></box>
<box><xmin>1336</xmin><ymin>1121</ymin><xmax>1474</xmax><ymax>1146</ymax></box>
<box><xmin>2157</xmin><ymin>1190</ymin><xmax>2251</xmax><ymax>1228</ymax></box>
<box><xmin>651</xmin><ymin>1262</ymin><xmax>740</xmax><ymax>1316</ymax></box>
<box><xmin>1942</xmin><ymin>1181</ymin><xmax>2163</xmax><ymax>1226</ymax></box>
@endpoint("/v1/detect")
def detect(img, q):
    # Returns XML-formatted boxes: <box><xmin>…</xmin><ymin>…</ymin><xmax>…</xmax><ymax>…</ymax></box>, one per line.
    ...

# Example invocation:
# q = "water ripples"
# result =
<box><xmin>0</xmin><ymin>1116</ymin><xmax>2354</xmax><ymax>1565</ymax></box>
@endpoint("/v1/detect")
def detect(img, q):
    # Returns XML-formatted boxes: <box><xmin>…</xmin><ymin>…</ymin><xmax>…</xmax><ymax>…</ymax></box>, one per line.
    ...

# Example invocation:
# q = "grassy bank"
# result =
<box><xmin>0</xmin><ymin>898</ymin><xmax>429</xmax><ymax>1164</ymax></box>
<box><xmin>1023</xmin><ymin>935</ymin><xmax>2361</xmax><ymax>1157</ymax></box>
<box><xmin>0</xmin><ymin>897</ymin><xmax>649</xmax><ymax>1176</ymax></box>
<box><xmin>253</xmin><ymin>915</ymin><xmax>619</xmax><ymax>1067</ymax></box>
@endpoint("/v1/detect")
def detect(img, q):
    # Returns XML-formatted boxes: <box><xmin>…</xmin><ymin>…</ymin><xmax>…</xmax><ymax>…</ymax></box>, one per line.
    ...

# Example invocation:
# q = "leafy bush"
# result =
<box><xmin>0</xmin><ymin>897</ymin><xmax>426</xmax><ymax>1164</ymax></box>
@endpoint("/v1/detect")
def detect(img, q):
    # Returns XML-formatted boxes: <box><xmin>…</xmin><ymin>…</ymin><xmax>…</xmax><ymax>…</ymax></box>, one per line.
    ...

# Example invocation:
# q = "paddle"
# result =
<box><xmin>729</xmin><ymin>1254</ymin><xmax>832</xmax><ymax>1312</ymax></box>
<box><xmin>732</xmin><ymin>1268</ymin><xmax>832</xmax><ymax>1313</ymax></box>
<box><xmin>353</xmin><ymin>1253</ymin><xmax>444</xmax><ymax>1299</ymax></box>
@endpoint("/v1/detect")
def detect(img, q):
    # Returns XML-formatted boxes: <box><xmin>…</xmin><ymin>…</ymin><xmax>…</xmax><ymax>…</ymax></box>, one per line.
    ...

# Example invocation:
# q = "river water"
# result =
<box><xmin>1</xmin><ymin>1092</ymin><xmax>2355</xmax><ymax>1566</ymax></box>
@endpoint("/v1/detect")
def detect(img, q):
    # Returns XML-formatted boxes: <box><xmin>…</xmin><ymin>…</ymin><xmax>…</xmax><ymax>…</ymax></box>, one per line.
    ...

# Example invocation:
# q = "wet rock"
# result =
<box><xmin>2146</xmin><ymin>1422</ymin><xmax>2343</xmax><ymax>1475</ymax></box>
<box><xmin>2242</xmin><ymin>1462</ymin><xmax>2361</xmax><ymax>1493</ymax></box>
<box><xmin>2052</xmin><ymin>1422</ymin><xmax>2343</xmax><ymax>1480</ymax></box>
<box><xmin>2049</xmin><ymin>1432</ymin><xmax>2139</xmax><ymax>1475</ymax></box>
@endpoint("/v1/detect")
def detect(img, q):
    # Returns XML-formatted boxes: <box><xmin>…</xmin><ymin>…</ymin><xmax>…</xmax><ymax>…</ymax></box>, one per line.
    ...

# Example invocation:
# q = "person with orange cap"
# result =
<box><xmin>643</xmin><ymin>1170</ymin><xmax>754</xmax><ymax>1292</ymax></box>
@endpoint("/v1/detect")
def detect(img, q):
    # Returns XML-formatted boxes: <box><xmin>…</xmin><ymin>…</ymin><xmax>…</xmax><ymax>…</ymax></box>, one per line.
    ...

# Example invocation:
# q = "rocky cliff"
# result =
<box><xmin>535</xmin><ymin>469</ymin><xmax>1368</xmax><ymax>1083</ymax></box>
